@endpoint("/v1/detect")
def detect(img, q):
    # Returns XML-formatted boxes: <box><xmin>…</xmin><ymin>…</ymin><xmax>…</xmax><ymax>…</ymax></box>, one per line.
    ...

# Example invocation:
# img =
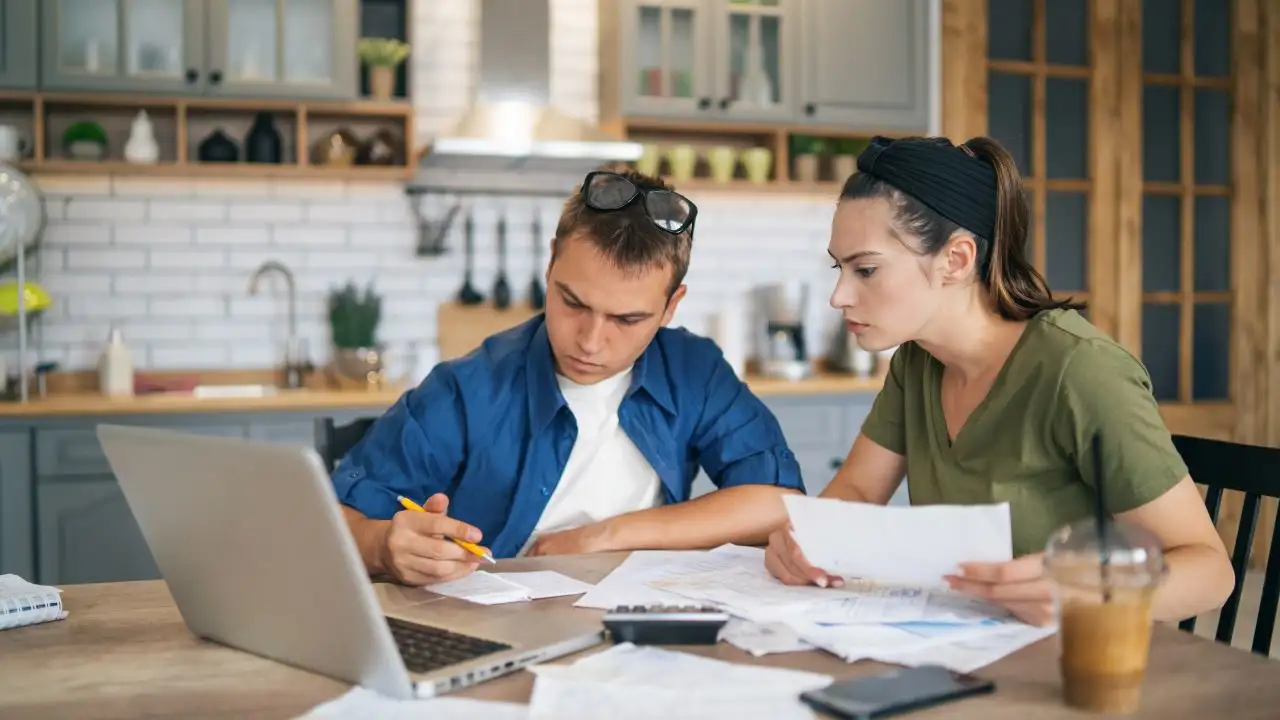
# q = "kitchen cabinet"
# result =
<box><xmin>616</xmin><ymin>0</ymin><xmax>800</xmax><ymax>124</ymax></box>
<box><xmin>798</xmin><ymin>0</ymin><xmax>930</xmax><ymax>131</ymax></box>
<box><xmin>609</xmin><ymin>0</ymin><xmax>931</xmax><ymax>132</ymax></box>
<box><xmin>0</xmin><ymin>0</ymin><xmax>39</xmax><ymax>89</ymax></box>
<box><xmin>39</xmin><ymin>0</ymin><xmax>358</xmax><ymax>100</ymax></box>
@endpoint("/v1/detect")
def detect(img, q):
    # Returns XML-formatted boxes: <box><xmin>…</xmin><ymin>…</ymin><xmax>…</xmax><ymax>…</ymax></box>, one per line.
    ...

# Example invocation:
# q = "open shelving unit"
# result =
<box><xmin>0</xmin><ymin>90</ymin><xmax>416</xmax><ymax>181</ymax></box>
<box><xmin>615</xmin><ymin>117</ymin><xmax>908</xmax><ymax>199</ymax></box>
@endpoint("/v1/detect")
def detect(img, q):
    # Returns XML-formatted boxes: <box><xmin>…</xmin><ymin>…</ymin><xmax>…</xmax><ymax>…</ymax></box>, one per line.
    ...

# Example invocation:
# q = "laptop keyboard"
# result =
<box><xmin>386</xmin><ymin>616</ymin><xmax>515</xmax><ymax>674</ymax></box>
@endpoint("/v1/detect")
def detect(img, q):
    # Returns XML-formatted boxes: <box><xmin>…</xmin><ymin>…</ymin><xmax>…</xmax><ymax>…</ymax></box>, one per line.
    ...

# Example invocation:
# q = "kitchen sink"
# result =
<box><xmin>191</xmin><ymin>384</ymin><xmax>280</xmax><ymax>399</ymax></box>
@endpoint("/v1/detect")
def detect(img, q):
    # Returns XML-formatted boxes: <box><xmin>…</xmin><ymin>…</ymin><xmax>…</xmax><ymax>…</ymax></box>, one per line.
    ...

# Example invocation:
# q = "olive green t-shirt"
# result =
<box><xmin>860</xmin><ymin>308</ymin><xmax>1188</xmax><ymax>557</ymax></box>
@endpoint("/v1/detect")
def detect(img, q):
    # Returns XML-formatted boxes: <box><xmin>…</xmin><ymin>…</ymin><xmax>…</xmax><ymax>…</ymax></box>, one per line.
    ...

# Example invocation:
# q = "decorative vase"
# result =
<box><xmin>197</xmin><ymin>129</ymin><xmax>239</xmax><ymax>163</ymax></box>
<box><xmin>123</xmin><ymin>110</ymin><xmax>159</xmax><ymax>164</ymax></box>
<box><xmin>330</xmin><ymin>346</ymin><xmax>385</xmax><ymax>390</ymax></box>
<box><xmin>245</xmin><ymin>112</ymin><xmax>283</xmax><ymax>164</ymax></box>
<box><xmin>370</xmin><ymin>65</ymin><xmax>395</xmax><ymax>100</ymax></box>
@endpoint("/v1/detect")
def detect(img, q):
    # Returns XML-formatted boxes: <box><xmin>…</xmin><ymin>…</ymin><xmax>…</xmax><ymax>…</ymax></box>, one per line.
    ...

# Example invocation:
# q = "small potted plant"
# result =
<box><xmin>327</xmin><ymin>281</ymin><xmax>384</xmax><ymax>389</ymax></box>
<box><xmin>358</xmin><ymin>37</ymin><xmax>411</xmax><ymax>101</ymax></box>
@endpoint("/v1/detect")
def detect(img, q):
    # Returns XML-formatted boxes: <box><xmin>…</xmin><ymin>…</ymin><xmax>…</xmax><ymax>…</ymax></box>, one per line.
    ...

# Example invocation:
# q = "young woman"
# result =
<box><xmin>764</xmin><ymin>135</ymin><xmax>1234</xmax><ymax>626</ymax></box>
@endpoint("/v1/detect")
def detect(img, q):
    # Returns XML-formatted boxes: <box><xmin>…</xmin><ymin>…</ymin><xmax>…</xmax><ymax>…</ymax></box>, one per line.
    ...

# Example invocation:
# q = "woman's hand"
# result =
<box><xmin>943</xmin><ymin>552</ymin><xmax>1056</xmax><ymax>626</ymax></box>
<box><xmin>764</xmin><ymin>526</ymin><xmax>844</xmax><ymax>588</ymax></box>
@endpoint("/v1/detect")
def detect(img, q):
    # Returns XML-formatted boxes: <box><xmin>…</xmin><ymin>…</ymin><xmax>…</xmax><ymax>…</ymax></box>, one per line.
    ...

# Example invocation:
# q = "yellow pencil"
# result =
<box><xmin>395</xmin><ymin>495</ymin><xmax>496</xmax><ymax>564</ymax></box>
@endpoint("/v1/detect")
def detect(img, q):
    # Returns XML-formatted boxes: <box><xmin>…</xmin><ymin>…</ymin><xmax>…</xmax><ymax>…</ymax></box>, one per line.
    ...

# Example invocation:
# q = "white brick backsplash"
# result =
<box><xmin>273</xmin><ymin>226</ymin><xmax>347</xmax><ymax>246</ymax></box>
<box><xmin>305</xmin><ymin>201</ymin><xmax>381</xmax><ymax>224</ymax></box>
<box><xmin>196</xmin><ymin>226</ymin><xmax>271</xmax><ymax>246</ymax></box>
<box><xmin>149</xmin><ymin>297</ymin><xmax>226</xmax><ymax>317</ymax></box>
<box><xmin>26</xmin><ymin>0</ymin><xmax>900</xmax><ymax>372</ymax></box>
<box><xmin>149</xmin><ymin>248</ymin><xmax>227</xmax><ymax>269</ymax></box>
<box><xmin>114</xmin><ymin>223</ymin><xmax>195</xmax><ymax>246</ymax></box>
<box><xmin>112</xmin><ymin>177</ymin><xmax>196</xmax><ymax>198</ymax></box>
<box><xmin>64</xmin><ymin>198</ymin><xmax>147</xmax><ymax>221</ymax></box>
<box><xmin>66</xmin><ymin>248</ymin><xmax>147</xmax><ymax>270</ymax></box>
<box><xmin>44</xmin><ymin>223</ymin><xmax>112</xmax><ymax>247</ymax></box>
<box><xmin>148</xmin><ymin>200</ymin><xmax>228</xmax><ymax>222</ymax></box>
<box><xmin>112</xmin><ymin>273</ymin><xmax>202</xmax><ymax>294</ymax></box>
<box><xmin>151</xmin><ymin>344</ymin><xmax>230</xmax><ymax>369</ymax></box>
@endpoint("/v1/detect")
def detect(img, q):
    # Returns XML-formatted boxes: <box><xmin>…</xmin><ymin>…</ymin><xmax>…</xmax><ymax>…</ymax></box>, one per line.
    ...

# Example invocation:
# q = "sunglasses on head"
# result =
<box><xmin>581</xmin><ymin>170</ymin><xmax>698</xmax><ymax>237</ymax></box>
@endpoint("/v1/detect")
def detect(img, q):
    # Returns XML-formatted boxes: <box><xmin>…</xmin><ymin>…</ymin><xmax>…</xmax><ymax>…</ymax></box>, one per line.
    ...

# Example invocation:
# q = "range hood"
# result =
<box><xmin>416</xmin><ymin>0</ymin><xmax>643</xmax><ymax>177</ymax></box>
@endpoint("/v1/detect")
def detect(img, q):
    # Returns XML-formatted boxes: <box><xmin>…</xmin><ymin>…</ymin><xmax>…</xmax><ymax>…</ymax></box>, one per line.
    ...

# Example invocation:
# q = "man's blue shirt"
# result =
<box><xmin>331</xmin><ymin>316</ymin><xmax>805</xmax><ymax>558</ymax></box>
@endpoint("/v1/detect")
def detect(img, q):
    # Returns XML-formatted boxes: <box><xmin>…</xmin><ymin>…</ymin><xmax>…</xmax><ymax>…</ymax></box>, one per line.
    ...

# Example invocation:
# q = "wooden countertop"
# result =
<box><xmin>0</xmin><ymin>371</ymin><xmax>884</xmax><ymax>418</ymax></box>
<box><xmin>1</xmin><ymin>552</ymin><xmax>1277</xmax><ymax>719</ymax></box>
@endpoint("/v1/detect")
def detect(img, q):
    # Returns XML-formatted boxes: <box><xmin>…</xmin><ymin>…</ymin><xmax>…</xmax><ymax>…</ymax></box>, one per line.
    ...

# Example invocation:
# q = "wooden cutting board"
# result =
<box><xmin>436</xmin><ymin>302</ymin><xmax>541</xmax><ymax>360</ymax></box>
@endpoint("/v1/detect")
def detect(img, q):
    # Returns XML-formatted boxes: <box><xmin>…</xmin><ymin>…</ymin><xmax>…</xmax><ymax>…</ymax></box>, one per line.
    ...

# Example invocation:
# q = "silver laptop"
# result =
<box><xmin>96</xmin><ymin>423</ymin><xmax>604</xmax><ymax>700</ymax></box>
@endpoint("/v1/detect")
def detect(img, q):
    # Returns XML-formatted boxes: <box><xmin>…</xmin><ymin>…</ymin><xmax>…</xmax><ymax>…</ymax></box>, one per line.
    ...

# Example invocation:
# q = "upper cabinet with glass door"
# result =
<box><xmin>41</xmin><ymin>0</ymin><xmax>205</xmax><ymax>94</ymax></box>
<box><xmin>204</xmin><ymin>0</ymin><xmax>357</xmax><ymax>99</ymax></box>
<box><xmin>0</xmin><ymin>0</ymin><xmax>39</xmax><ymax>89</ymax></box>
<box><xmin>39</xmin><ymin>0</ymin><xmax>358</xmax><ymax>100</ymax></box>
<box><xmin>610</xmin><ymin>0</ymin><xmax>929</xmax><ymax>130</ymax></box>
<box><xmin>618</xmin><ymin>0</ymin><xmax>798</xmax><ymax>122</ymax></box>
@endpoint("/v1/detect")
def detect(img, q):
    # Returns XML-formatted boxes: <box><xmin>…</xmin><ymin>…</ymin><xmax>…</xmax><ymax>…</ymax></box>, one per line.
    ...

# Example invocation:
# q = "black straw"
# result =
<box><xmin>1092</xmin><ymin>433</ymin><xmax>1112</xmax><ymax>602</ymax></box>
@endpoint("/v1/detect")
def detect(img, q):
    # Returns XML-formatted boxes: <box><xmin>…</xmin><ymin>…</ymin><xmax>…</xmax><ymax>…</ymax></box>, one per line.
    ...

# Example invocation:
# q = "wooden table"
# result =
<box><xmin>1</xmin><ymin>552</ymin><xmax>1277</xmax><ymax>719</ymax></box>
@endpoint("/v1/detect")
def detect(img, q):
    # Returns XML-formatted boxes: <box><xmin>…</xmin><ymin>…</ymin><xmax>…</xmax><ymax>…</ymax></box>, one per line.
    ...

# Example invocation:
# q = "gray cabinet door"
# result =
<box><xmin>40</xmin><ymin>0</ymin><xmax>206</xmax><ymax>94</ymax></box>
<box><xmin>0</xmin><ymin>430</ymin><xmax>34</xmax><ymax>578</ymax></box>
<box><xmin>619</xmin><ymin>0</ymin><xmax>717</xmax><ymax>120</ymax></box>
<box><xmin>204</xmin><ymin>0</ymin><xmax>358</xmax><ymax>100</ymax></box>
<box><xmin>0</xmin><ymin>0</ymin><xmax>37</xmax><ymax>89</ymax></box>
<box><xmin>798</xmin><ymin>0</ymin><xmax>931</xmax><ymax>131</ymax></box>
<box><xmin>37</xmin><ymin>476</ymin><xmax>161</xmax><ymax>585</ymax></box>
<box><xmin>707</xmin><ymin>0</ymin><xmax>799</xmax><ymax>123</ymax></box>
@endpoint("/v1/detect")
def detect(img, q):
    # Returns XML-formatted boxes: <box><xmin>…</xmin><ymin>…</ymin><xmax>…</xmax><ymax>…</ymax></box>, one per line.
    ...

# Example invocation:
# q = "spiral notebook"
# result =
<box><xmin>0</xmin><ymin>574</ymin><xmax>67</xmax><ymax>630</ymax></box>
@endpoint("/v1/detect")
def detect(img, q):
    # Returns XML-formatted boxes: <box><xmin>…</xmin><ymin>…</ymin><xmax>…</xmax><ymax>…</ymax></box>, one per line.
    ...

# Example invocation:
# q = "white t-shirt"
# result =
<box><xmin>520</xmin><ymin>366</ymin><xmax>664</xmax><ymax>554</ymax></box>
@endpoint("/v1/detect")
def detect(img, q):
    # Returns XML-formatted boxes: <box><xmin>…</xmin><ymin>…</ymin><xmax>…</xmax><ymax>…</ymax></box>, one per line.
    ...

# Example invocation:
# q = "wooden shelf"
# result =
<box><xmin>20</xmin><ymin>159</ymin><xmax>414</xmax><ymax>181</ymax></box>
<box><xmin>3</xmin><ymin>91</ymin><xmax>416</xmax><ymax>181</ymax></box>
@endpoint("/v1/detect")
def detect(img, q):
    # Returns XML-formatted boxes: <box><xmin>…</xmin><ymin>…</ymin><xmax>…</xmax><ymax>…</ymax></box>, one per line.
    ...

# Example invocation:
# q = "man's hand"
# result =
<box><xmin>944</xmin><ymin>552</ymin><xmax>1056</xmax><ymax>626</ymax></box>
<box><xmin>763</xmin><ymin>526</ymin><xmax>844</xmax><ymax>588</ymax></box>
<box><xmin>525</xmin><ymin>521</ymin><xmax>615</xmax><ymax>557</ymax></box>
<box><xmin>377</xmin><ymin>493</ymin><xmax>487</xmax><ymax>586</ymax></box>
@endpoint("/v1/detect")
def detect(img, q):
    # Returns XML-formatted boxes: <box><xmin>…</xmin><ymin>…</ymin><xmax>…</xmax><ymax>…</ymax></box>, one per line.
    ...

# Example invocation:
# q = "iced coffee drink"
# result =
<box><xmin>1044</xmin><ymin>517</ymin><xmax>1165</xmax><ymax>715</ymax></box>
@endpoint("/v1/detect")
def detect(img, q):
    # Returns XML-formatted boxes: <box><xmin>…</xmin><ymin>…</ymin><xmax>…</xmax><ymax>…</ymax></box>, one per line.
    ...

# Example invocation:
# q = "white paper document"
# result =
<box><xmin>573</xmin><ymin>546</ymin><xmax>767</xmax><ymax>610</ymax></box>
<box><xmin>527</xmin><ymin>643</ymin><xmax>831</xmax><ymax>719</ymax></box>
<box><xmin>426</xmin><ymin>572</ymin><xmax>533</xmax><ymax>605</ymax></box>
<box><xmin>299</xmin><ymin>687</ymin><xmax>529</xmax><ymax>719</ymax></box>
<box><xmin>784</xmin><ymin>496</ymin><xmax>1013</xmax><ymax>586</ymax></box>
<box><xmin>493</xmin><ymin>571</ymin><xmax>596</xmax><ymax>599</ymax></box>
<box><xmin>719</xmin><ymin>619</ymin><xmax>814</xmax><ymax>656</ymax></box>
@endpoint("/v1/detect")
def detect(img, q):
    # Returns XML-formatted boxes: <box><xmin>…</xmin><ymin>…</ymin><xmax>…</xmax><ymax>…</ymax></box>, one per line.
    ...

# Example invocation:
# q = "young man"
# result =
<box><xmin>334</xmin><ymin>168</ymin><xmax>805</xmax><ymax>586</ymax></box>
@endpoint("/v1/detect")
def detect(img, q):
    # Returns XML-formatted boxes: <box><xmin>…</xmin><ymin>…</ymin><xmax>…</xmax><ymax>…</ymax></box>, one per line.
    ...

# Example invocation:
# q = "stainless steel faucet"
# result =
<box><xmin>248</xmin><ymin>259</ymin><xmax>306</xmax><ymax>387</ymax></box>
<box><xmin>247</xmin><ymin>259</ymin><xmax>297</xmax><ymax>340</ymax></box>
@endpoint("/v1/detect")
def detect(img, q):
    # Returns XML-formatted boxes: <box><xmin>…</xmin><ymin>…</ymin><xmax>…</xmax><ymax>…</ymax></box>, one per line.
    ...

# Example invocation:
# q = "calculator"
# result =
<box><xmin>602</xmin><ymin>604</ymin><xmax>732</xmax><ymax>646</ymax></box>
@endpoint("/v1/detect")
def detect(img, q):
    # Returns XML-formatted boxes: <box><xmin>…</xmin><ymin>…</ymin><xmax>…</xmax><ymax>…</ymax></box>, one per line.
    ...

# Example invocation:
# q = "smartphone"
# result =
<box><xmin>798</xmin><ymin>665</ymin><xmax>995</xmax><ymax>719</ymax></box>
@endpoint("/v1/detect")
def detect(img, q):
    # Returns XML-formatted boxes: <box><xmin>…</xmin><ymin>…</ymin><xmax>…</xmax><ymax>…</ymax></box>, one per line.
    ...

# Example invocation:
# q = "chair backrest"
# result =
<box><xmin>1171</xmin><ymin>433</ymin><xmax>1280</xmax><ymax>655</ymax></box>
<box><xmin>314</xmin><ymin>416</ymin><xmax>379</xmax><ymax>471</ymax></box>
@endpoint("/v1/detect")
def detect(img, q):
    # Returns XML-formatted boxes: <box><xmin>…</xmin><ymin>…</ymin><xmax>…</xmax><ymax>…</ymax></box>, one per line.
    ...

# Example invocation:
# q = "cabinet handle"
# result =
<box><xmin>805</xmin><ymin>103</ymin><xmax>816</xmax><ymax>116</ymax></box>
<box><xmin>185</xmin><ymin>68</ymin><xmax>199</xmax><ymax>84</ymax></box>
<box><xmin>718</xmin><ymin>97</ymin><xmax>732</xmax><ymax>110</ymax></box>
<box><xmin>830</xmin><ymin>457</ymin><xmax>842</xmax><ymax>470</ymax></box>
<box><xmin>209</xmin><ymin>70</ymin><xmax>223</xmax><ymax>85</ymax></box>
<box><xmin>697</xmin><ymin>97</ymin><xmax>711</xmax><ymax>110</ymax></box>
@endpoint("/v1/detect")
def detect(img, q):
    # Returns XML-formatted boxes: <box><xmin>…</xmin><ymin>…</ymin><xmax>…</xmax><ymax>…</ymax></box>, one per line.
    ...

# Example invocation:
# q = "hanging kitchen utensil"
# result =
<box><xmin>411</xmin><ymin>195</ymin><xmax>458</xmax><ymax>257</ymax></box>
<box><xmin>492</xmin><ymin>211</ymin><xmax>512</xmax><ymax>310</ymax></box>
<box><xmin>528</xmin><ymin>210</ymin><xmax>546</xmax><ymax>310</ymax></box>
<box><xmin>456</xmin><ymin>211</ymin><xmax>484</xmax><ymax>306</ymax></box>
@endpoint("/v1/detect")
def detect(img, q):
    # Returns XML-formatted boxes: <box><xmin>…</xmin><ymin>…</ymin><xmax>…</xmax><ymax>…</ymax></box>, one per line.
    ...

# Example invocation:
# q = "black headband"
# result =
<box><xmin>856</xmin><ymin>136</ymin><xmax>998</xmax><ymax>242</ymax></box>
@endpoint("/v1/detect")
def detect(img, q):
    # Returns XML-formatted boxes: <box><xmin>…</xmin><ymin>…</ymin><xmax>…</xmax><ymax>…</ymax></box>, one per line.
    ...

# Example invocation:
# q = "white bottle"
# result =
<box><xmin>98</xmin><ymin>326</ymin><xmax>134</xmax><ymax>397</ymax></box>
<box><xmin>124</xmin><ymin>110</ymin><xmax>159</xmax><ymax>164</ymax></box>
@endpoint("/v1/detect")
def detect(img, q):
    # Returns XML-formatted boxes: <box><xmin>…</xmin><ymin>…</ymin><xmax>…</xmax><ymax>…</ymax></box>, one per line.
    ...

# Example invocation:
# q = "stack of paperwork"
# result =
<box><xmin>575</xmin><ymin>497</ymin><xmax>1057</xmax><ymax>673</ymax></box>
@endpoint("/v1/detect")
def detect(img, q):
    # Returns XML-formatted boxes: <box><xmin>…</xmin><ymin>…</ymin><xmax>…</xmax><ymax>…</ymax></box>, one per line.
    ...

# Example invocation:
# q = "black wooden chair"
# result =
<box><xmin>1171</xmin><ymin>433</ymin><xmax>1280</xmax><ymax>655</ymax></box>
<box><xmin>314</xmin><ymin>416</ymin><xmax>379</xmax><ymax>471</ymax></box>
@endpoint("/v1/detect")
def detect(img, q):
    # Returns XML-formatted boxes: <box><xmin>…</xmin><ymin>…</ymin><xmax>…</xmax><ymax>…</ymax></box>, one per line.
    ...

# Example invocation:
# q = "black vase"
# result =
<box><xmin>197</xmin><ymin>129</ymin><xmax>239</xmax><ymax>163</ymax></box>
<box><xmin>245</xmin><ymin>112</ymin><xmax>283</xmax><ymax>164</ymax></box>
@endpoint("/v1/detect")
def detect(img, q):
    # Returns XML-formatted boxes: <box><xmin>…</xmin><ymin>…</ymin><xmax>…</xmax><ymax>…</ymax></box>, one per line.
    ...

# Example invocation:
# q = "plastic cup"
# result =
<box><xmin>1043</xmin><ymin>517</ymin><xmax>1166</xmax><ymax>715</ymax></box>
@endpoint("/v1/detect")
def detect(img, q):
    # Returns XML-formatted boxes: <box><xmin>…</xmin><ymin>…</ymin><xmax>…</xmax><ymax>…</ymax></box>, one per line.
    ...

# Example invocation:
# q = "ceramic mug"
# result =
<box><xmin>0</xmin><ymin>126</ymin><xmax>30</xmax><ymax>161</ymax></box>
